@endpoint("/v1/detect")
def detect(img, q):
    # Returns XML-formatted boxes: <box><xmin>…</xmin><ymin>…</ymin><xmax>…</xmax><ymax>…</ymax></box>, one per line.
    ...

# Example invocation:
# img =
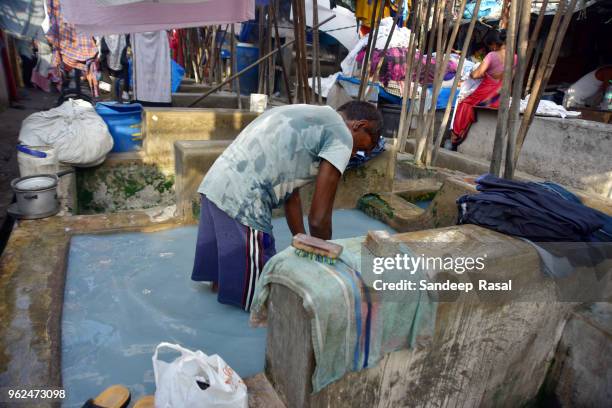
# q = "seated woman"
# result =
<box><xmin>450</xmin><ymin>30</ymin><xmax>516</xmax><ymax>149</ymax></box>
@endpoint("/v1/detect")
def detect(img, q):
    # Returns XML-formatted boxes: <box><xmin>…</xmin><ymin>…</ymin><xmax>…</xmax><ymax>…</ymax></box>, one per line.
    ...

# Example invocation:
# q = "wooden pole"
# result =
<box><xmin>422</xmin><ymin>0</ymin><xmax>456</xmax><ymax>165</ymax></box>
<box><xmin>230</xmin><ymin>24</ymin><xmax>242</xmax><ymax>109</ymax></box>
<box><xmin>419</xmin><ymin>0</ymin><xmax>447</xmax><ymax>164</ymax></box>
<box><xmin>504</xmin><ymin>0</ymin><xmax>531</xmax><ymax>178</ymax></box>
<box><xmin>524</xmin><ymin>0</ymin><xmax>548</xmax><ymax>96</ymax></box>
<box><xmin>358</xmin><ymin>0</ymin><xmax>385</xmax><ymax>100</ymax></box>
<box><xmin>431</xmin><ymin>0</ymin><xmax>482</xmax><ymax>164</ymax></box>
<box><xmin>513</xmin><ymin>0</ymin><xmax>577</xmax><ymax>165</ymax></box>
<box><xmin>489</xmin><ymin>0</ymin><xmax>518</xmax><ymax>176</ymax></box>
<box><xmin>312</xmin><ymin>0</ymin><xmax>322</xmax><ymax>103</ymax></box>
<box><xmin>425</xmin><ymin>0</ymin><xmax>469</xmax><ymax>164</ymax></box>
<box><xmin>188</xmin><ymin>15</ymin><xmax>336</xmax><ymax>107</ymax></box>
<box><xmin>300</xmin><ymin>0</ymin><xmax>312</xmax><ymax>102</ymax></box>
<box><xmin>397</xmin><ymin>0</ymin><xmax>422</xmax><ymax>148</ymax></box>
<box><xmin>271</xmin><ymin>0</ymin><xmax>293</xmax><ymax>103</ymax></box>
<box><xmin>267</xmin><ymin>8</ymin><xmax>275</xmax><ymax>96</ymax></box>
<box><xmin>364</xmin><ymin>0</ymin><xmax>406</xmax><ymax>97</ymax></box>
<box><xmin>258</xmin><ymin>7</ymin><xmax>266</xmax><ymax>93</ymax></box>
<box><xmin>290</xmin><ymin>0</ymin><xmax>302</xmax><ymax>101</ymax></box>
<box><xmin>413</xmin><ymin>0</ymin><xmax>442</xmax><ymax>165</ymax></box>
<box><xmin>401</xmin><ymin>0</ymin><xmax>433</xmax><ymax>153</ymax></box>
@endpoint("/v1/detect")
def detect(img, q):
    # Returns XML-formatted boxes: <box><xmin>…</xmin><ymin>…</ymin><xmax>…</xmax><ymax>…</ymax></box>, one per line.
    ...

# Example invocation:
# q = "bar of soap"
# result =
<box><xmin>292</xmin><ymin>233</ymin><xmax>343</xmax><ymax>259</ymax></box>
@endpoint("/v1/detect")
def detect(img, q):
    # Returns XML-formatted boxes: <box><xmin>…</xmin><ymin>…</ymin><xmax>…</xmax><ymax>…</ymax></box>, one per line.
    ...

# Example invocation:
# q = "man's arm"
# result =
<box><xmin>284</xmin><ymin>189</ymin><xmax>306</xmax><ymax>236</ymax></box>
<box><xmin>308</xmin><ymin>159</ymin><xmax>342</xmax><ymax>240</ymax></box>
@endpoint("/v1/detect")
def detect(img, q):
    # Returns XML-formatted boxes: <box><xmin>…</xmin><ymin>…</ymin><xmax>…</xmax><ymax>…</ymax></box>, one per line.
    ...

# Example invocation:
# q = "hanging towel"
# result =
<box><xmin>250</xmin><ymin>236</ymin><xmax>437</xmax><ymax>393</ymax></box>
<box><xmin>131</xmin><ymin>31</ymin><xmax>171</xmax><ymax>103</ymax></box>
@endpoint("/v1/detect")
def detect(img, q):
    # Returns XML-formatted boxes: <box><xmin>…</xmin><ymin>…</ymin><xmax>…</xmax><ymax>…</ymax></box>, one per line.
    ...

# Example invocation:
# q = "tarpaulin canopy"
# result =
<box><xmin>95</xmin><ymin>0</ymin><xmax>212</xmax><ymax>5</ymax></box>
<box><xmin>60</xmin><ymin>0</ymin><xmax>255</xmax><ymax>35</ymax></box>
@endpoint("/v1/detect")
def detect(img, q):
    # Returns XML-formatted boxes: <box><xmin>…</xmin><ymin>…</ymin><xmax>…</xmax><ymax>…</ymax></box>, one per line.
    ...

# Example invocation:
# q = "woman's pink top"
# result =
<box><xmin>484</xmin><ymin>51</ymin><xmax>517</xmax><ymax>77</ymax></box>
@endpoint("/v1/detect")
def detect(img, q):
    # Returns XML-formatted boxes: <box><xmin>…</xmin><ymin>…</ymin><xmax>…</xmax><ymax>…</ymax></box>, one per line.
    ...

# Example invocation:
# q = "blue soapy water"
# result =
<box><xmin>62</xmin><ymin>209</ymin><xmax>394</xmax><ymax>407</ymax></box>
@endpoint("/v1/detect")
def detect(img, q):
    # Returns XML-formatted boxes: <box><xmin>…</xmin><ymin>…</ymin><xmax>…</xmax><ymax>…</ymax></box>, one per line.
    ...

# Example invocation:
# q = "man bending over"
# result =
<box><xmin>192</xmin><ymin>101</ymin><xmax>383</xmax><ymax>310</ymax></box>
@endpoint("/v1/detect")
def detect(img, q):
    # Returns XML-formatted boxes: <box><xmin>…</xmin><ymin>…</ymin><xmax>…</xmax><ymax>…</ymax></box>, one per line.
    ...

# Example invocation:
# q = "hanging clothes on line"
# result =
<box><xmin>59</xmin><ymin>0</ymin><xmax>255</xmax><ymax>35</ymax></box>
<box><xmin>46</xmin><ymin>0</ymin><xmax>98</xmax><ymax>72</ymax></box>
<box><xmin>131</xmin><ymin>30</ymin><xmax>171</xmax><ymax>105</ymax></box>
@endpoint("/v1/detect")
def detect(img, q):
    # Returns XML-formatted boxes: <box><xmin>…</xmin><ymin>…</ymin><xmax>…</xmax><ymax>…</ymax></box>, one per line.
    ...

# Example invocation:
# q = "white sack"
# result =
<box><xmin>19</xmin><ymin>99</ymin><xmax>113</xmax><ymax>166</ymax></box>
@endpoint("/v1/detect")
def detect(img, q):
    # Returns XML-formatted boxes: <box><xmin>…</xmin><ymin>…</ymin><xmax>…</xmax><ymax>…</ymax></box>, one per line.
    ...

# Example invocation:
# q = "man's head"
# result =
<box><xmin>337</xmin><ymin>101</ymin><xmax>384</xmax><ymax>156</ymax></box>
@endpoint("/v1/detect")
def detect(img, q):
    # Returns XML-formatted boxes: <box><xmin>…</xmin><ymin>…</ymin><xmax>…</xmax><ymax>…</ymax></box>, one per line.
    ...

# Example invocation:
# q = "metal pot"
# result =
<box><xmin>10</xmin><ymin>169</ymin><xmax>73</xmax><ymax>219</ymax></box>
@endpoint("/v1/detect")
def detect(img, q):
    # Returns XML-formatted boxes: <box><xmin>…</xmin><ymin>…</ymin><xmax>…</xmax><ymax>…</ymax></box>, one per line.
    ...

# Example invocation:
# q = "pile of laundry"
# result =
<box><xmin>457</xmin><ymin>174</ymin><xmax>611</xmax><ymax>243</ymax></box>
<box><xmin>457</xmin><ymin>174</ymin><xmax>612</xmax><ymax>280</ymax></box>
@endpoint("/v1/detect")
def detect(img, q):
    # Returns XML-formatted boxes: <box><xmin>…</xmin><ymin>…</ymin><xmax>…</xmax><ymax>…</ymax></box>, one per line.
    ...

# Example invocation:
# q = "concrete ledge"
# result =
<box><xmin>265</xmin><ymin>225</ymin><xmax>578</xmax><ymax>407</ymax></box>
<box><xmin>172</xmin><ymin>91</ymin><xmax>250</xmax><ymax>109</ymax></box>
<box><xmin>359</xmin><ymin>176</ymin><xmax>477</xmax><ymax>232</ymax></box>
<box><xmin>177</xmin><ymin>84</ymin><xmax>213</xmax><ymax>93</ymax></box>
<box><xmin>0</xmin><ymin>211</ymin><xmax>185</xmax><ymax>402</ymax></box>
<box><xmin>142</xmin><ymin>107</ymin><xmax>258</xmax><ymax>171</ymax></box>
<box><xmin>174</xmin><ymin>140</ymin><xmax>233</xmax><ymax>220</ymax></box>
<box><xmin>542</xmin><ymin>302</ymin><xmax>612</xmax><ymax>407</ymax></box>
<box><xmin>401</xmin><ymin>145</ymin><xmax>612</xmax><ymax>216</ymax></box>
<box><xmin>175</xmin><ymin>139</ymin><xmax>398</xmax><ymax>223</ymax></box>
<box><xmin>459</xmin><ymin>110</ymin><xmax>612</xmax><ymax>199</ymax></box>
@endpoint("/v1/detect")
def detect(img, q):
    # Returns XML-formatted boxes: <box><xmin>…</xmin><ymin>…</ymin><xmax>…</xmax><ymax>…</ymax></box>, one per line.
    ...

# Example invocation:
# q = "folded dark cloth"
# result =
<box><xmin>457</xmin><ymin>174</ymin><xmax>611</xmax><ymax>242</ymax></box>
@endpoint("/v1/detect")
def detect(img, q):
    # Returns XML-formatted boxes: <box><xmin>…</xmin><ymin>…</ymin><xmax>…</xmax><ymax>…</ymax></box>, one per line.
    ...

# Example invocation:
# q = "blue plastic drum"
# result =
<box><xmin>236</xmin><ymin>43</ymin><xmax>259</xmax><ymax>95</ymax></box>
<box><xmin>95</xmin><ymin>102</ymin><xmax>143</xmax><ymax>153</ymax></box>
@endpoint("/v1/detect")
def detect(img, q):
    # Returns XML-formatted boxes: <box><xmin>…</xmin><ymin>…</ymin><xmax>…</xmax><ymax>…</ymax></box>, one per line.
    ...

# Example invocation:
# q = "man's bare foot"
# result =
<box><xmin>211</xmin><ymin>282</ymin><xmax>219</xmax><ymax>292</ymax></box>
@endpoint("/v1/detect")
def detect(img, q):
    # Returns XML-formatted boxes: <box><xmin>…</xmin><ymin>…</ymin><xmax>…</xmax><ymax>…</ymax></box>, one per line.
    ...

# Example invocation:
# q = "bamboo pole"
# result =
<box><xmin>413</xmin><ymin>0</ymin><xmax>443</xmax><ymax>165</ymax></box>
<box><xmin>400</xmin><ymin>0</ymin><xmax>432</xmax><ymax>151</ymax></box>
<box><xmin>397</xmin><ymin>0</ymin><xmax>422</xmax><ymax>148</ymax></box>
<box><xmin>489</xmin><ymin>0</ymin><xmax>518</xmax><ymax>176</ymax></box>
<box><xmin>271</xmin><ymin>0</ymin><xmax>293</xmax><ymax>103</ymax></box>
<box><xmin>513</xmin><ymin>0</ymin><xmax>577</xmax><ymax>165</ymax></box>
<box><xmin>258</xmin><ymin>7</ymin><xmax>266</xmax><ymax>93</ymax></box>
<box><xmin>267</xmin><ymin>8</ymin><xmax>274</xmax><ymax>96</ymax></box>
<box><xmin>188</xmin><ymin>15</ymin><xmax>336</xmax><ymax>107</ymax></box>
<box><xmin>422</xmin><ymin>0</ymin><xmax>459</xmax><ymax>165</ymax></box>
<box><xmin>364</xmin><ymin>0</ymin><xmax>406</xmax><ymax>97</ymax></box>
<box><xmin>431</xmin><ymin>0</ymin><xmax>482</xmax><ymax>164</ymax></box>
<box><xmin>524</xmin><ymin>0</ymin><xmax>548</xmax><ymax>95</ymax></box>
<box><xmin>291</xmin><ymin>0</ymin><xmax>304</xmax><ymax>102</ymax></box>
<box><xmin>312</xmin><ymin>0</ymin><xmax>322</xmax><ymax>103</ymax></box>
<box><xmin>299</xmin><ymin>0</ymin><xmax>312</xmax><ymax>102</ymax></box>
<box><xmin>358</xmin><ymin>0</ymin><xmax>385</xmax><ymax>100</ymax></box>
<box><xmin>401</xmin><ymin>0</ymin><xmax>433</xmax><ymax>153</ymax></box>
<box><xmin>427</xmin><ymin>0</ymin><xmax>469</xmax><ymax>162</ymax></box>
<box><xmin>230</xmin><ymin>24</ymin><xmax>242</xmax><ymax>109</ymax></box>
<box><xmin>504</xmin><ymin>0</ymin><xmax>531</xmax><ymax>178</ymax></box>
<box><xmin>418</xmin><ymin>0</ymin><xmax>447</xmax><ymax>164</ymax></box>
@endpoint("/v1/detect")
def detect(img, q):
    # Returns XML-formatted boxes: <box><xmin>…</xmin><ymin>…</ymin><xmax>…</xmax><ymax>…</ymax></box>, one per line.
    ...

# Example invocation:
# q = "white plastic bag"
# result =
<box><xmin>18</xmin><ymin>99</ymin><xmax>113</xmax><ymax>167</ymax></box>
<box><xmin>153</xmin><ymin>342</ymin><xmax>248</xmax><ymax>408</ymax></box>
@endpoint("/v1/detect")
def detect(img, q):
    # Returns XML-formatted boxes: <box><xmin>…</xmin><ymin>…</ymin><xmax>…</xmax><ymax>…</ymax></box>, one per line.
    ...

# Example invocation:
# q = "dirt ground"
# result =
<box><xmin>0</xmin><ymin>87</ymin><xmax>57</xmax><ymax>252</ymax></box>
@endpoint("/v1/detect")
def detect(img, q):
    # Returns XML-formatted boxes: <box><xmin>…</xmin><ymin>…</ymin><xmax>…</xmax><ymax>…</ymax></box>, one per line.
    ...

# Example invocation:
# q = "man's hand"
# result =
<box><xmin>285</xmin><ymin>189</ymin><xmax>306</xmax><ymax>236</ymax></box>
<box><xmin>309</xmin><ymin>159</ymin><xmax>341</xmax><ymax>240</ymax></box>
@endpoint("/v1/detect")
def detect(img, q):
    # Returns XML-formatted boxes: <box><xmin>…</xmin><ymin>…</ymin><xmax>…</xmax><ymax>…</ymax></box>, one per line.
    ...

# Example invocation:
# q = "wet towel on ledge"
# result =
<box><xmin>250</xmin><ymin>236</ymin><xmax>437</xmax><ymax>393</ymax></box>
